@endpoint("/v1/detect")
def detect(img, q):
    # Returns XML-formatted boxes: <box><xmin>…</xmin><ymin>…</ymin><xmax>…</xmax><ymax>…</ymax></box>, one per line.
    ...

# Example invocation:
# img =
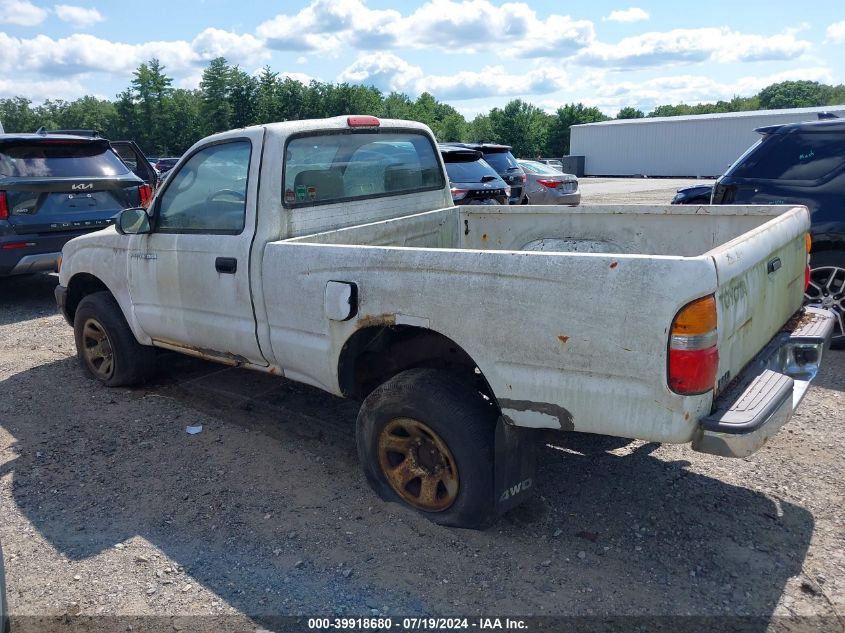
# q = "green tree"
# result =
<box><xmin>545</xmin><ymin>103</ymin><xmax>608</xmax><ymax>156</ymax></box>
<box><xmin>0</xmin><ymin>97</ymin><xmax>38</xmax><ymax>132</ymax></box>
<box><xmin>758</xmin><ymin>80</ymin><xmax>831</xmax><ymax>110</ymax></box>
<box><xmin>616</xmin><ymin>106</ymin><xmax>645</xmax><ymax>119</ymax></box>
<box><xmin>199</xmin><ymin>57</ymin><xmax>233</xmax><ymax>135</ymax></box>
<box><xmin>229</xmin><ymin>67</ymin><xmax>258</xmax><ymax>128</ymax></box>
<box><xmin>488</xmin><ymin>99</ymin><xmax>549</xmax><ymax>157</ymax></box>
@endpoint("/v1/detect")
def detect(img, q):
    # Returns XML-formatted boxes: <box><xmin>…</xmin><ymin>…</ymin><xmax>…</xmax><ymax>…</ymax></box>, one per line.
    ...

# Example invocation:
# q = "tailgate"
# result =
<box><xmin>3</xmin><ymin>177</ymin><xmax>140</xmax><ymax>234</ymax></box>
<box><xmin>710</xmin><ymin>206</ymin><xmax>809</xmax><ymax>396</ymax></box>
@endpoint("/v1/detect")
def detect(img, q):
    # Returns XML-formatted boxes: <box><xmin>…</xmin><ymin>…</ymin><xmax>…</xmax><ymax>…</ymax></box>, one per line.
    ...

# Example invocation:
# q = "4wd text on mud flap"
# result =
<box><xmin>498</xmin><ymin>478</ymin><xmax>532</xmax><ymax>503</ymax></box>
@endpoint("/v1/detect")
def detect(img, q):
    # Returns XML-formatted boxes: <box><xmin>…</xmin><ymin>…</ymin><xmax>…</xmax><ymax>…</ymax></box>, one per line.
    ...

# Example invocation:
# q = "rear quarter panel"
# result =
<box><xmin>261</xmin><ymin>243</ymin><xmax>718</xmax><ymax>443</ymax></box>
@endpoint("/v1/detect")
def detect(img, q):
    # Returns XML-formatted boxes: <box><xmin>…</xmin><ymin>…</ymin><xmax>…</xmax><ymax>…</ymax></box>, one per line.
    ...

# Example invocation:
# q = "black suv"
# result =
<box><xmin>451</xmin><ymin>143</ymin><xmax>526</xmax><ymax>204</ymax></box>
<box><xmin>440</xmin><ymin>145</ymin><xmax>510</xmax><ymax>205</ymax></box>
<box><xmin>0</xmin><ymin>131</ymin><xmax>155</xmax><ymax>277</ymax></box>
<box><xmin>712</xmin><ymin>117</ymin><xmax>845</xmax><ymax>343</ymax></box>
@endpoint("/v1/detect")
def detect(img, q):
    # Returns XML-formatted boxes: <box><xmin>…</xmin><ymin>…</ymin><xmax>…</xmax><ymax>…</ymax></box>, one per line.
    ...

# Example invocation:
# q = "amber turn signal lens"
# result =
<box><xmin>672</xmin><ymin>295</ymin><xmax>717</xmax><ymax>337</ymax></box>
<box><xmin>805</xmin><ymin>233</ymin><xmax>812</xmax><ymax>254</ymax></box>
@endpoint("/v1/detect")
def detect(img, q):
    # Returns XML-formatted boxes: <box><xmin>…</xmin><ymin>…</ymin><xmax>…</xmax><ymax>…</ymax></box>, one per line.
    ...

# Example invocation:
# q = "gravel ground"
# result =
<box><xmin>1</xmin><ymin>180</ymin><xmax>843</xmax><ymax>633</ymax></box>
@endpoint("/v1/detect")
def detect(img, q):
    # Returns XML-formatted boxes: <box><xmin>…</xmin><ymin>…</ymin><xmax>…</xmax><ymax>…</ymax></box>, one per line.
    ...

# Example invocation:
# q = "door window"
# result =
<box><xmin>157</xmin><ymin>141</ymin><xmax>251</xmax><ymax>234</ymax></box>
<box><xmin>731</xmin><ymin>131</ymin><xmax>845</xmax><ymax>181</ymax></box>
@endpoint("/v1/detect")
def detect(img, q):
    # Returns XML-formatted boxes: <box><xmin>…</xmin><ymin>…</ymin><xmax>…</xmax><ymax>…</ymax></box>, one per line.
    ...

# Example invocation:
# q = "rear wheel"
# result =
<box><xmin>356</xmin><ymin>369</ymin><xmax>497</xmax><ymax>528</ymax></box>
<box><xmin>805</xmin><ymin>251</ymin><xmax>845</xmax><ymax>348</ymax></box>
<box><xmin>74</xmin><ymin>291</ymin><xmax>157</xmax><ymax>386</ymax></box>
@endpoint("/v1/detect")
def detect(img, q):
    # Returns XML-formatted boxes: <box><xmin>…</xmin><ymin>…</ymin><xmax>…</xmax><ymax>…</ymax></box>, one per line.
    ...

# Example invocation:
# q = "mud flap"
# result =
<box><xmin>493</xmin><ymin>416</ymin><xmax>538</xmax><ymax>515</ymax></box>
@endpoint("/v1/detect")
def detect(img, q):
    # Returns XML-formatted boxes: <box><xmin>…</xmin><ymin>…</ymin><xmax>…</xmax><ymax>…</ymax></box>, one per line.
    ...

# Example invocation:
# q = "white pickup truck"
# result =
<box><xmin>56</xmin><ymin>116</ymin><xmax>834</xmax><ymax>528</ymax></box>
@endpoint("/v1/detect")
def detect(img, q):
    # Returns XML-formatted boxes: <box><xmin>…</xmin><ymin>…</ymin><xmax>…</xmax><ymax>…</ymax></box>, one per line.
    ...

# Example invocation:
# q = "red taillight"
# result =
<box><xmin>2</xmin><ymin>242</ymin><xmax>35</xmax><ymax>249</ymax></box>
<box><xmin>347</xmin><ymin>116</ymin><xmax>380</xmax><ymax>127</ymax></box>
<box><xmin>138</xmin><ymin>184</ymin><xmax>152</xmax><ymax>207</ymax></box>
<box><xmin>450</xmin><ymin>187</ymin><xmax>468</xmax><ymax>201</ymax></box>
<box><xmin>805</xmin><ymin>264</ymin><xmax>811</xmax><ymax>292</ymax></box>
<box><xmin>668</xmin><ymin>295</ymin><xmax>719</xmax><ymax>395</ymax></box>
<box><xmin>536</xmin><ymin>179</ymin><xmax>560</xmax><ymax>189</ymax></box>
<box><xmin>0</xmin><ymin>191</ymin><xmax>8</xmax><ymax>220</ymax></box>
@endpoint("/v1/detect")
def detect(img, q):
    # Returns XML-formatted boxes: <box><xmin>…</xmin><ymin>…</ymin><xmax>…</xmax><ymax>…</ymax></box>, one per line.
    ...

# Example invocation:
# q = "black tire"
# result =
<box><xmin>356</xmin><ymin>368</ymin><xmax>497</xmax><ymax>529</ymax></box>
<box><xmin>806</xmin><ymin>251</ymin><xmax>845</xmax><ymax>348</ymax></box>
<box><xmin>73</xmin><ymin>291</ymin><xmax>157</xmax><ymax>386</ymax></box>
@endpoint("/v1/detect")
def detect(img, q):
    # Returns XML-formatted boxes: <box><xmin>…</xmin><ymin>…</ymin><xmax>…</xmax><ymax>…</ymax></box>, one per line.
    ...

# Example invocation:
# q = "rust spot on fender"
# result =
<box><xmin>357</xmin><ymin>313</ymin><xmax>396</xmax><ymax>328</ymax></box>
<box><xmin>498</xmin><ymin>398</ymin><xmax>574</xmax><ymax>431</ymax></box>
<box><xmin>482</xmin><ymin>233</ymin><xmax>488</xmax><ymax>241</ymax></box>
<box><xmin>684</xmin><ymin>412</ymin><xmax>690</xmax><ymax>421</ymax></box>
<box><xmin>557</xmin><ymin>335</ymin><xmax>569</xmax><ymax>344</ymax></box>
<box><xmin>609</xmin><ymin>261</ymin><xmax>618</xmax><ymax>269</ymax></box>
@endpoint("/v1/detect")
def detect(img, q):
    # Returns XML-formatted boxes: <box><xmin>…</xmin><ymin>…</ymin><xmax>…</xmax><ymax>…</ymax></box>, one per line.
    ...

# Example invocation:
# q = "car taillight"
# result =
<box><xmin>668</xmin><ymin>294</ymin><xmax>719</xmax><ymax>395</ymax></box>
<box><xmin>804</xmin><ymin>232</ymin><xmax>812</xmax><ymax>291</ymax></box>
<box><xmin>0</xmin><ymin>191</ymin><xmax>8</xmax><ymax>220</ymax></box>
<box><xmin>450</xmin><ymin>187</ymin><xmax>468</xmax><ymax>201</ymax></box>
<box><xmin>536</xmin><ymin>179</ymin><xmax>560</xmax><ymax>189</ymax></box>
<box><xmin>139</xmin><ymin>184</ymin><xmax>152</xmax><ymax>207</ymax></box>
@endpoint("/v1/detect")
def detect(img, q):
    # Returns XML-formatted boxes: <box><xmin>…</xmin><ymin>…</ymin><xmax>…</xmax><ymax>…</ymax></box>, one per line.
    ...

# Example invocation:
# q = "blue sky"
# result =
<box><xmin>1</xmin><ymin>0</ymin><xmax>844</xmax><ymax>118</ymax></box>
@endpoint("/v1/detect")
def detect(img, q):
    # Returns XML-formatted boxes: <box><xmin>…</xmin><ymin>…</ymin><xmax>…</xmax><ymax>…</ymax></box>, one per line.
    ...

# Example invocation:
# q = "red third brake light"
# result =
<box><xmin>347</xmin><ymin>116</ymin><xmax>380</xmax><ymax>128</ymax></box>
<box><xmin>0</xmin><ymin>191</ymin><xmax>8</xmax><ymax>220</ymax></box>
<box><xmin>536</xmin><ymin>179</ymin><xmax>560</xmax><ymax>189</ymax></box>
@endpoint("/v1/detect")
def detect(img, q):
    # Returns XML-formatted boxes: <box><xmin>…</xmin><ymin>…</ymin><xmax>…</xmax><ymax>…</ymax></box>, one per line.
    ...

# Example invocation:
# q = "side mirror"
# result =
<box><xmin>115</xmin><ymin>207</ymin><xmax>151</xmax><ymax>235</ymax></box>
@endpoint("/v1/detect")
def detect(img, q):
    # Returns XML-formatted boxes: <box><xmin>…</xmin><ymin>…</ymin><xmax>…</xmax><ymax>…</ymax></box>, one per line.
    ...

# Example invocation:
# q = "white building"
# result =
<box><xmin>570</xmin><ymin>105</ymin><xmax>845</xmax><ymax>178</ymax></box>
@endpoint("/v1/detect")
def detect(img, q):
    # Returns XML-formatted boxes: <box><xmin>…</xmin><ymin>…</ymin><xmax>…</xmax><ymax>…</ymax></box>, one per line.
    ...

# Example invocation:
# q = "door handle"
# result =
<box><xmin>215</xmin><ymin>257</ymin><xmax>237</xmax><ymax>274</ymax></box>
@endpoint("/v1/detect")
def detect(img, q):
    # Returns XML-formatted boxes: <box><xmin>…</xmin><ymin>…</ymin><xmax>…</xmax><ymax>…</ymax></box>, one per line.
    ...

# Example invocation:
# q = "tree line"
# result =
<box><xmin>2</xmin><ymin>57</ymin><xmax>844</xmax><ymax>159</ymax></box>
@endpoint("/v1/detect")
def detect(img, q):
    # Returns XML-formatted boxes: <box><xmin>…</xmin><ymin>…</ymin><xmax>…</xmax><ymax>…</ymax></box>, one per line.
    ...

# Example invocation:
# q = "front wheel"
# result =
<box><xmin>73</xmin><ymin>291</ymin><xmax>157</xmax><ymax>386</ymax></box>
<box><xmin>356</xmin><ymin>369</ymin><xmax>497</xmax><ymax>528</ymax></box>
<box><xmin>805</xmin><ymin>251</ymin><xmax>845</xmax><ymax>348</ymax></box>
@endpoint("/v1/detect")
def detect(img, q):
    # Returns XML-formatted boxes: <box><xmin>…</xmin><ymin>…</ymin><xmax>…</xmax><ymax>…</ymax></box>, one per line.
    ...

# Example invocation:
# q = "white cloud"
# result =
<box><xmin>604</xmin><ymin>8</ymin><xmax>649</xmax><ymax>23</ymax></box>
<box><xmin>576</xmin><ymin>27</ymin><xmax>811</xmax><ymax>68</ymax></box>
<box><xmin>0</xmin><ymin>0</ymin><xmax>48</xmax><ymax>25</ymax></box>
<box><xmin>0</xmin><ymin>77</ymin><xmax>89</xmax><ymax>101</ymax></box>
<box><xmin>296</xmin><ymin>56</ymin><xmax>307</xmax><ymax>64</ymax></box>
<box><xmin>257</xmin><ymin>0</ymin><xmax>595</xmax><ymax>58</ymax></box>
<box><xmin>54</xmin><ymin>4</ymin><xmax>104</xmax><ymax>28</ymax></box>
<box><xmin>826</xmin><ymin>20</ymin><xmax>845</xmax><ymax>43</ymax></box>
<box><xmin>337</xmin><ymin>52</ymin><xmax>568</xmax><ymax>100</ymax></box>
<box><xmin>189</xmin><ymin>28</ymin><xmax>268</xmax><ymax>66</ymax></box>
<box><xmin>0</xmin><ymin>29</ymin><xmax>269</xmax><ymax>78</ymax></box>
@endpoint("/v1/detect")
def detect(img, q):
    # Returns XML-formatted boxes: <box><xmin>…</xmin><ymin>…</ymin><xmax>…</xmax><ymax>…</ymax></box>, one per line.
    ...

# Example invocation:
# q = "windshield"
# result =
<box><xmin>728</xmin><ymin>131</ymin><xmax>845</xmax><ymax>181</ymax></box>
<box><xmin>444</xmin><ymin>158</ymin><xmax>499</xmax><ymax>183</ymax></box>
<box><xmin>0</xmin><ymin>141</ymin><xmax>130</xmax><ymax>178</ymax></box>
<box><xmin>520</xmin><ymin>161</ymin><xmax>565</xmax><ymax>176</ymax></box>
<box><xmin>482</xmin><ymin>150</ymin><xmax>519</xmax><ymax>172</ymax></box>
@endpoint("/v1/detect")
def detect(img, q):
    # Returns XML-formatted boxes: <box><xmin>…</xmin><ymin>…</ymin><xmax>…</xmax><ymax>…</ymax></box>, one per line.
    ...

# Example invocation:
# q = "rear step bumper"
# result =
<box><xmin>692</xmin><ymin>307</ymin><xmax>835</xmax><ymax>458</ymax></box>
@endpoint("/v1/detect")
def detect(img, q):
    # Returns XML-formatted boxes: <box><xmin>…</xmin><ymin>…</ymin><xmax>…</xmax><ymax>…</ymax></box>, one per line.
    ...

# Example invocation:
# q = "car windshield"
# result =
<box><xmin>729</xmin><ymin>131</ymin><xmax>845</xmax><ymax>181</ymax></box>
<box><xmin>444</xmin><ymin>157</ymin><xmax>499</xmax><ymax>183</ymax></box>
<box><xmin>482</xmin><ymin>150</ymin><xmax>519</xmax><ymax>172</ymax></box>
<box><xmin>520</xmin><ymin>161</ymin><xmax>564</xmax><ymax>176</ymax></box>
<box><xmin>0</xmin><ymin>141</ymin><xmax>130</xmax><ymax>178</ymax></box>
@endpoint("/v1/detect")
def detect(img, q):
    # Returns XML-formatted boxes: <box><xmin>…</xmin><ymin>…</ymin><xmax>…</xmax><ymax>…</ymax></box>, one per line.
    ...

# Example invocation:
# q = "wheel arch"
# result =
<box><xmin>64</xmin><ymin>273</ymin><xmax>116</xmax><ymax>323</ymax></box>
<box><xmin>337</xmin><ymin>325</ymin><xmax>497</xmax><ymax>404</ymax></box>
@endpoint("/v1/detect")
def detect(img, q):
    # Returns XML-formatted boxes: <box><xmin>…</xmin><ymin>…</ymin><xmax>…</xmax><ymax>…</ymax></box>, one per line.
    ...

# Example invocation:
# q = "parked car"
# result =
<box><xmin>452</xmin><ymin>143</ymin><xmax>526</xmax><ymax>204</ymax></box>
<box><xmin>671</xmin><ymin>183</ymin><xmax>713</xmax><ymax>205</ymax></box>
<box><xmin>440</xmin><ymin>145</ymin><xmax>509</xmax><ymax>205</ymax></box>
<box><xmin>0</xmin><ymin>131</ymin><xmax>152</xmax><ymax>276</ymax></box>
<box><xmin>154</xmin><ymin>157</ymin><xmax>179</xmax><ymax>174</ymax></box>
<box><xmin>711</xmin><ymin>117</ymin><xmax>845</xmax><ymax>344</ymax></box>
<box><xmin>56</xmin><ymin>115</ymin><xmax>834</xmax><ymax>528</ymax></box>
<box><xmin>517</xmin><ymin>159</ymin><xmax>580</xmax><ymax>205</ymax></box>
